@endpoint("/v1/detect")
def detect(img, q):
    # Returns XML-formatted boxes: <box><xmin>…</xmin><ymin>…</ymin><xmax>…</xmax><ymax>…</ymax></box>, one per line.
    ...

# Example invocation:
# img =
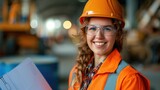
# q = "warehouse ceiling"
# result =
<box><xmin>0</xmin><ymin>0</ymin><xmax>157</xmax><ymax>26</ymax></box>
<box><xmin>35</xmin><ymin>0</ymin><xmax>87</xmax><ymax>22</ymax></box>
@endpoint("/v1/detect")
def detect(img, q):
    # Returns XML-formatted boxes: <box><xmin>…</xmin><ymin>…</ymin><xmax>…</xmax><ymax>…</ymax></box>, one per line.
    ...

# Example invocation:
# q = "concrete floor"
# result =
<box><xmin>51</xmin><ymin>39</ymin><xmax>160</xmax><ymax>90</ymax></box>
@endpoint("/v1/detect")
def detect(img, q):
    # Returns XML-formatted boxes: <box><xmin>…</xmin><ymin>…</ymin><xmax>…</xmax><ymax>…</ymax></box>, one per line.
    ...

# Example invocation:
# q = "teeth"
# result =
<box><xmin>95</xmin><ymin>42</ymin><xmax>105</xmax><ymax>45</ymax></box>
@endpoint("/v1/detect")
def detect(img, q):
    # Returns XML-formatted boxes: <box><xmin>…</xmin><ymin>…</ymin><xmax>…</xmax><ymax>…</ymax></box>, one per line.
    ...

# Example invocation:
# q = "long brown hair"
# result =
<box><xmin>72</xmin><ymin>17</ymin><xmax>124</xmax><ymax>85</ymax></box>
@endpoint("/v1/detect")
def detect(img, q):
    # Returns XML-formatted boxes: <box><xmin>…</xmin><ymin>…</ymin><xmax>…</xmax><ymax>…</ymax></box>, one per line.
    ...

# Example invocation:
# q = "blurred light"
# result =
<box><xmin>54</xmin><ymin>19</ymin><xmax>61</xmax><ymax>29</ymax></box>
<box><xmin>45</xmin><ymin>19</ymin><xmax>55</xmax><ymax>32</ymax></box>
<box><xmin>45</xmin><ymin>19</ymin><xmax>62</xmax><ymax>32</ymax></box>
<box><xmin>30</xmin><ymin>19</ymin><xmax>38</xmax><ymax>28</ymax></box>
<box><xmin>63</xmin><ymin>20</ymin><xmax>72</xmax><ymax>30</ymax></box>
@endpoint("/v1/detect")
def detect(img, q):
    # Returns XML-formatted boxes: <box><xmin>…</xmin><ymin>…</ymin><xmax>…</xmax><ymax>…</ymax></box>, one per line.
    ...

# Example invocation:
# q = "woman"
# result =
<box><xmin>68</xmin><ymin>0</ymin><xmax>150</xmax><ymax>90</ymax></box>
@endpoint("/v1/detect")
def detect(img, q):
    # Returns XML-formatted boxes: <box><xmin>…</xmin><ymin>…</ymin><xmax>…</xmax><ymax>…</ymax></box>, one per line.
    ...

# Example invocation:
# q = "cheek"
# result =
<box><xmin>107</xmin><ymin>36</ymin><xmax>116</xmax><ymax>45</ymax></box>
<box><xmin>107</xmin><ymin>35</ymin><xmax>116</xmax><ymax>40</ymax></box>
<box><xmin>86</xmin><ymin>35</ymin><xmax>93</xmax><ymax>41</ymax></box>
<box><xmin>86</xmin><ymin>35</ymin><xmax>92</xmax><ymax>42</ymax></box>
<box><xmin>86</xmin><ymin>35</ymin><xmax>93</xmax><ymax>48</ymax></box>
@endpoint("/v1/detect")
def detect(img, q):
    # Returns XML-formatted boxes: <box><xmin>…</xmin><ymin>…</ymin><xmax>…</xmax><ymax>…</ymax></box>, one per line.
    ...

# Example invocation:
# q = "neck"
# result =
<box><xmin>94</xmin><ymin>55</ymin><xmax>107</xmax><ymax>67</ymax></box>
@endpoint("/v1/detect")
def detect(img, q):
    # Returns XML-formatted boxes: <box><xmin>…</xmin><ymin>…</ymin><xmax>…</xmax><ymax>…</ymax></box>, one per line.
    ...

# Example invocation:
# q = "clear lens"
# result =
<box><xmin>85</xmin><ymin>25</ymin><xmax>116</xmax><ymax>36</ymax></box>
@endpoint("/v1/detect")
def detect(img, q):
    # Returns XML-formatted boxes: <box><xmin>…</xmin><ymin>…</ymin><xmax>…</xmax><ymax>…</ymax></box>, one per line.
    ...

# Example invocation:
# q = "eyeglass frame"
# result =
<box><xmin>85</xmin><ymin>24</ymin><xmax>117</xmax><ymax>36</ymax></box>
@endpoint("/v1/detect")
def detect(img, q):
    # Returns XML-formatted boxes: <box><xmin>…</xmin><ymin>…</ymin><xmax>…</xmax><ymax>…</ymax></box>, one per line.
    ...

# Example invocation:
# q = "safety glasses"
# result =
<box><xmin>85</xmin><ymin>24</ymin><xmax>116</xmax><ymax>36</ymax></box>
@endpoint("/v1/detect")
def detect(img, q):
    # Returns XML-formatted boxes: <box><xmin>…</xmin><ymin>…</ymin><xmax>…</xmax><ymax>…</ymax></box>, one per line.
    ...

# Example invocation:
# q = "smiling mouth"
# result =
<box><xmin>94</xmin><ymin>42</ymin><xmax>106</xmax><ymax>46</ymax></box>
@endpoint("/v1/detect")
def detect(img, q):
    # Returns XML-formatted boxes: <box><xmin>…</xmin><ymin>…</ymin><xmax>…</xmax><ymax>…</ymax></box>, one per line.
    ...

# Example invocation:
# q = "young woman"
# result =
<box><xmin>68</xmin><ymin>0</ymin><xmax>150</xmax><ymax>90</ymax></box>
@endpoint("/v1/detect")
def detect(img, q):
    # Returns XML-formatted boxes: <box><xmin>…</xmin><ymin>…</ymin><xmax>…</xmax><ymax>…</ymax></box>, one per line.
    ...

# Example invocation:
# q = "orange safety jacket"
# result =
<box><xmin>68</xmin><ymin>49</ymin><xmax>150</xmax><ymax>90</ymax></box>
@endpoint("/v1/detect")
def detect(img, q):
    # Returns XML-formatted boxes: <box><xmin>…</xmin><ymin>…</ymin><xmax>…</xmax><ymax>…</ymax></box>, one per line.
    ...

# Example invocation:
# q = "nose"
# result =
<box><xmin>95</xmin><ymin>28</ymin><xmax>104</xmax><ymax>38</ymax></box>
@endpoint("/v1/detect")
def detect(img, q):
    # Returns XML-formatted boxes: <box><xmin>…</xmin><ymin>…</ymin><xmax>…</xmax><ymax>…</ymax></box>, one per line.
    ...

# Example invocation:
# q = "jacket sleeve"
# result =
<box><xmin>122</xmin><ymin>73</ymin><xmax>150</xmax><ymax>90</ymax></box>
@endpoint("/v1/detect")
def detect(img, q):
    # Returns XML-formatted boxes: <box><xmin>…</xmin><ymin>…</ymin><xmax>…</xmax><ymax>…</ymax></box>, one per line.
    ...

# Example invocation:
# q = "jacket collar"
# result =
<box><xmin>97</xmin><ymin>49</ymin><xmax>122</xmax><ymax>74</ymax></box>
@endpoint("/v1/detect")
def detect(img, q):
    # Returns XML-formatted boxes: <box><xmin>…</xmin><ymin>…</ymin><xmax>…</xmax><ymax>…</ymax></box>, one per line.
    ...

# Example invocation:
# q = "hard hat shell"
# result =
<box><xmin>79</xmin><ymin>0</ymin><xmax>125</xmax><ymax>28</ymax></box>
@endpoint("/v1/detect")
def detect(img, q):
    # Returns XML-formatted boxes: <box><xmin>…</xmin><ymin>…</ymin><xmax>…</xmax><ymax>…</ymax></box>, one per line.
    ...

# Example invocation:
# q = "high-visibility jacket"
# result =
<box><xmin>68</xmin><ymin>49</ymin><xmax>150</xmax><ymax>90</ymax></box>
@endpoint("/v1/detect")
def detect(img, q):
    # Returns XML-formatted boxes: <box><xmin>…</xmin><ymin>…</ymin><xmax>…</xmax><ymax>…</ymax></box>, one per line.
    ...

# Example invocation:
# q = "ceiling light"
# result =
<box><xmin>63</xmin><ymin>20</ymin><xmax>72</xmax><ymax>30</ymax></box>
<box><xmin>45</xmin><ymin>19</ymin><xmax>55</xmax><ymax>32</ymax></box>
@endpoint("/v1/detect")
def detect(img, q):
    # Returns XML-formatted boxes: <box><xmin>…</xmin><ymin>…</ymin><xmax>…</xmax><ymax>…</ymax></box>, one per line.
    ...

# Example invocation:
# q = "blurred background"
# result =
<box><xmin>0</xmin><ymin>0</ymin><xmax>159</xmax><ymax>90</ymax></box>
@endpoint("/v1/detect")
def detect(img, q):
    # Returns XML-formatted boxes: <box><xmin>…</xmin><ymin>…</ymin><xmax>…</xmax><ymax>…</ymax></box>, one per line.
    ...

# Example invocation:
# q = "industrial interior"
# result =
<box><xmin>0</xmin><ymin>0</ymin><xmax>160</xmax><ymax>90</ymax></box>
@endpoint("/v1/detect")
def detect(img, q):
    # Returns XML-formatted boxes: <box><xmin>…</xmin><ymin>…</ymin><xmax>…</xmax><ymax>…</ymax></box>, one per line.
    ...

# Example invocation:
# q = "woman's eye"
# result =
<box><xmin>103</xmin><ymin>27</ymin><xmax>112</xmax><ymax>31</ymax></box>
<box><xmin>88</xmin><ymin>27</ymin><xmax>96</xmax><ymax>31</ymax></box>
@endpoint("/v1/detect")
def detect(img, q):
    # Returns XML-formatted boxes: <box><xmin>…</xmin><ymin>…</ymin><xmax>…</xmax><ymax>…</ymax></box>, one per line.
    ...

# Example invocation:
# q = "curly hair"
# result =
<box><xmin>72</xmin><ymin>17</ymin><xmax>124</xmax><ymax>86</ymax></box>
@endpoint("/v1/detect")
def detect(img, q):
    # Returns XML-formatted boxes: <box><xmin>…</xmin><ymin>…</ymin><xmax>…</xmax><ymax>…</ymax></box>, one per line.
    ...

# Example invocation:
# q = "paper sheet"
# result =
<box><xmin>0</xmin><ymin>58</ymin><xmax>52</xmax><ymax>90</ymax></box>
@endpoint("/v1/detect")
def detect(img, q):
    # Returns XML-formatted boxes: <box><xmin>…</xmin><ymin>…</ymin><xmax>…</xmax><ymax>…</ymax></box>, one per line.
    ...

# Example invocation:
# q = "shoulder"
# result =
<box><xmin>121</xmin><ymin>65</ymin><xmax>139</xmax><ymax>76</ymax></box>
<box><xmin>119</xmin><ymin>65</ymin><xmax>150</xmax><ymax>84</ymax></box>
<box><xmin>69</xmin><ymin>65</ymin><xmax>77</xmax><ymax>80</ymax></box>
<box><xmin>68</xmin><ymin>65</ymin><xmax>81</xmax><ymax>90</ymax></box>
<box><xmin>68</xmin><ymin>65</ymin><xmax>77</xmax><ymax>86</ymax></box>
<box><xmin>116</xmin><ymin>65</ymin><xmax>150</xmax><ymax>90</ymax></box>
<box><xmin>70</xmin><ymin>65</ymin><xmax>77</xmax><ymax>74</ymax></box>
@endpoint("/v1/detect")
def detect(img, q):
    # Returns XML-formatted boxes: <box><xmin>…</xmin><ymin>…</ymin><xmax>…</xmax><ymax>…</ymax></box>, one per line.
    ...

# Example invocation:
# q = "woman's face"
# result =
<box><xmin>86</xmin><ymin>17</ymin><xmax>117</xmax><ymax>56</ymax></box>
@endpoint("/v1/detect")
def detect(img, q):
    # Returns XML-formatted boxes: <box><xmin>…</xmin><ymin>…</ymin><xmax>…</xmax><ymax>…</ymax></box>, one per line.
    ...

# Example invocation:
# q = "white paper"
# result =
<box><xmin>0</xmin><ymin>58</ymin><xmax>52</xmax><ymax>90</ymax></box>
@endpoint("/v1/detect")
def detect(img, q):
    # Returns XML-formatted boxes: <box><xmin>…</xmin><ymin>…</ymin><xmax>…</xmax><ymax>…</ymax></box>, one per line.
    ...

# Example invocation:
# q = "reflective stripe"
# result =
<box><xmin>104</xmin><ymin>60</ymin><xmax>128</xmax><ymax>90</ymax></box>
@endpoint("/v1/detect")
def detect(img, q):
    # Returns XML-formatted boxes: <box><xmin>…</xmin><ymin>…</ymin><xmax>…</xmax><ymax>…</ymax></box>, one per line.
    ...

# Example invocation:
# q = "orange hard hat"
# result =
<box><xmin>79</xmin><ymin>0</ymin><xmax>125</xmax><ymax>28</ymax></box>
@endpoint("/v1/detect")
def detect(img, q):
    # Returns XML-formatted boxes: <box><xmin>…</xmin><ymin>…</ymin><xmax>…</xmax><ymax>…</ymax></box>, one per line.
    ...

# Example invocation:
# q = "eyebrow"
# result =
<box><xmin>88</xmin><ymin>24</ymin><xmax>114</xmax><ymax>27</ymax></box>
